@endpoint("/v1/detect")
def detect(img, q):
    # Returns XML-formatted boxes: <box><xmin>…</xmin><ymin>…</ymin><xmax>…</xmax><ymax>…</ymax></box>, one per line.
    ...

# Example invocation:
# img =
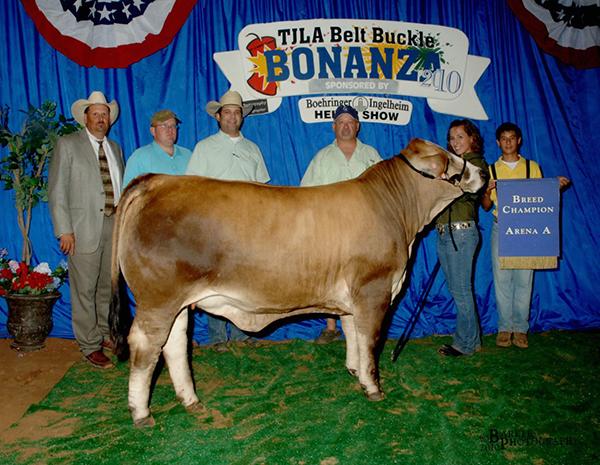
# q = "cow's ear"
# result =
<box><xmin>401</xmin><ymin>138</ymin><xmax>424</xmax><ymax>161</ymax></box>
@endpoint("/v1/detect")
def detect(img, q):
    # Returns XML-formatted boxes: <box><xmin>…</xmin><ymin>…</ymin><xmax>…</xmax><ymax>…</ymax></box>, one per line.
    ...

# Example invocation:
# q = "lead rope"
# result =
<box><xmin>447</xmin><ymin>205</ymin><xmax>458</xmax><ymax>251</ymax></box>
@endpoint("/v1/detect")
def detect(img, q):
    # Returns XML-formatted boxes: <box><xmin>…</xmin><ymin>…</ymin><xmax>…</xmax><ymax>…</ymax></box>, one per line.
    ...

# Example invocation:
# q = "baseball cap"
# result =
<box><xmin>333</xmin><ymin>104</ymin><xmax>359</xmax><ymax>121</ymax></box>
<box><xmin>151</xmin><ymin>110</ymin><xmax>181</xmax><ymax>126</ymax></box>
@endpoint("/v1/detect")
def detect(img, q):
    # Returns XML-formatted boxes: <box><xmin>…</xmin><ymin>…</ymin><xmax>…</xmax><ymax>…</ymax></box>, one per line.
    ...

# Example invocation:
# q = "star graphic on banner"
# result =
<box><xmin>121</xmin><ymin>3</ymin><xmax>132</xmax><ymax>19</ymax></box>
<box><xmin>97</xmin><ymin>4</ymin><xmax>111</xmax><ymax>22</ymax></box>
<box><xmin>24</xmin><ymin>0</ymin><xmax>197</xmax><ymax>67</ymax></box>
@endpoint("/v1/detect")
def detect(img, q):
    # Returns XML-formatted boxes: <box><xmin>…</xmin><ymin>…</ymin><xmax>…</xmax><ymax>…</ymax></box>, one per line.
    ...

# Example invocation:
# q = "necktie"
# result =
<box><xmin>97</xmin><ymin>140</ymin><xmax>115</xmax><ymax>216</ymax></box>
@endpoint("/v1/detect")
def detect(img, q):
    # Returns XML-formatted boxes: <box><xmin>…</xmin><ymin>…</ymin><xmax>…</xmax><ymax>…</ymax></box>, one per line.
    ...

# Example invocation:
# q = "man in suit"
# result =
<box><xmin>48</xmin><ymin>91</ymin><xmax>124</xmax><ymax>369</ymax></box>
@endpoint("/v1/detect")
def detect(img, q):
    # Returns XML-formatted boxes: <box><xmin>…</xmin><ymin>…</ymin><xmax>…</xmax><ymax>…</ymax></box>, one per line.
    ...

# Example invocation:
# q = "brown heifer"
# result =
<box><xmin>110</xmin><ymin>138</ymin><xmax>486</xmax><ymax>426</ymax></box>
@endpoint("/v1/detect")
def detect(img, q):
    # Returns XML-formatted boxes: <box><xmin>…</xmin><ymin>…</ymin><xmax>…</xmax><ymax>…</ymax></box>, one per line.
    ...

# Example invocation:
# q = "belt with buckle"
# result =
<box><xmin>436</xmin><ymin>221</ymin><xmax>474</xmax><ymax>235</ymax></box>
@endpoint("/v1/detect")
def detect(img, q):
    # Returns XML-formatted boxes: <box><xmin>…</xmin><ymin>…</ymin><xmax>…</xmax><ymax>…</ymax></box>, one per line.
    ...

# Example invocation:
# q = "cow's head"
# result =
<box><xmin>400</xmin><ymin>138</ymin><xmax>487</xmax><ymax>193</ymax></box>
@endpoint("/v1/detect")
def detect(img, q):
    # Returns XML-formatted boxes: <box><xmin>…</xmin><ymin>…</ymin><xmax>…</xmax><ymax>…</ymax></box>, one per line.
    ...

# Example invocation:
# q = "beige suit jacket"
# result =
<box><xmin>48</xmin><ymin>129</ymin><xmax>124</xmax><ymax>254</ymax></box>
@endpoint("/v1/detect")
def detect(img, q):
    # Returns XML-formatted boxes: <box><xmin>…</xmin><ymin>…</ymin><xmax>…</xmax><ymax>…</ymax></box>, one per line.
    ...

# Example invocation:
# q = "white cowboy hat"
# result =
<box><xmin>71</xmin><ymin>91</ymin><xmax>119</xmax><ymax>126</ymax></box>
<box><xmin>205</xmin><ymin>90</ymin><xmax>253</xmax><ymax>118</ymax></box>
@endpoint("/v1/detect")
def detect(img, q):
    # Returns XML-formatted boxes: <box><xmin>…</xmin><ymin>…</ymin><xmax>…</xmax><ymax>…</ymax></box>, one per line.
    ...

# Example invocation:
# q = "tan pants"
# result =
<box><xmin>68</xmin><ymin>216</ymin><xmax>114</xmax><ymax>356</ymax></box>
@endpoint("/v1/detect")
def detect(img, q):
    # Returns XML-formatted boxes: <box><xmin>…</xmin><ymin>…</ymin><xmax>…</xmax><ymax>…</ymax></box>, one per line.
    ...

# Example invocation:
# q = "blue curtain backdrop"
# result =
<box><xmin>1</xmin><ymin>0</ymin><xmax>599</xmax><ymax>343</ymax></box>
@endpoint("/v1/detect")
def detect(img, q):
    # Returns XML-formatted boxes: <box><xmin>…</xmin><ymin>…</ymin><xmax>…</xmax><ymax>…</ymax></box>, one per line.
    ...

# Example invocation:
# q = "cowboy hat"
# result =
<box><xmin>71</xmin><ymin>91</ymin><xmax>119</xmax><ymax>126</ymax></box>
<box><xmin>206</xmin><ymin>90</ymin><xmax>253</xmax><ymax>118</ymax></box>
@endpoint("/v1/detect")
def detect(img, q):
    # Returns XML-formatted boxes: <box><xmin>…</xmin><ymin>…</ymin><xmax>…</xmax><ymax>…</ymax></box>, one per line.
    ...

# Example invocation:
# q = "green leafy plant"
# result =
<box><xmin>0</xmin><ymin>101</ymin><xmax>79</xmax><ymax>265</ymax></box>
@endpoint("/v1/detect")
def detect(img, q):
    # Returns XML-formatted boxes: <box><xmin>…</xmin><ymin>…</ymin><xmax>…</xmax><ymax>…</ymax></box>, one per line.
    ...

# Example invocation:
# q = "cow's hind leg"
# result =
<box><xmin>128</xmin><ymin>319</ymin><xmax>160</xmax><ymax>426</ymax></box>
<box><xmin>163</xmin><ymin>309</ymin><xmax>201</xmax><ymax>411</ymax></box>
<box><xmin>128</xmin><ymin>311</ymin><xmax>174</xmax><ymax>427</ymax></box>
<box><xmin>340</xmin><ymin>315</ymin><xmax>359</xmax><ymax>377</ymax></box>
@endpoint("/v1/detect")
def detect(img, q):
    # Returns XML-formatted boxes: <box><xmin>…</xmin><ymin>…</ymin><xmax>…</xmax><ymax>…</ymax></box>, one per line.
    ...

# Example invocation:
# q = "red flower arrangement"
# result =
<box><xmin>0</xmin><ymin>248</ymin><xmax>67</xmax><ymax>296</ymax></box>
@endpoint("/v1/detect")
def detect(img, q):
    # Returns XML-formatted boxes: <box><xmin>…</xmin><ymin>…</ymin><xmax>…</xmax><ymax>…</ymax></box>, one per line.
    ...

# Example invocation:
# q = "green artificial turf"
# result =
<box><xmin>0</xmin><ymin>331</ymin><xmax>598</xmax><ymax>465</ymax></box>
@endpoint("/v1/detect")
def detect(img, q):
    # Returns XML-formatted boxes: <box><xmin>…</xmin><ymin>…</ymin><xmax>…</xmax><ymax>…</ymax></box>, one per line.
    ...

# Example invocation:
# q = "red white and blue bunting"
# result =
<box><xmin>21</xmin><ymin>0</ymin><xmax>197</xmax><ymax>68</ymax></box>
<box><xmin>508</xmin><ymin>0</ymin><xmax>600</xmax><ymax>68</ymax></box>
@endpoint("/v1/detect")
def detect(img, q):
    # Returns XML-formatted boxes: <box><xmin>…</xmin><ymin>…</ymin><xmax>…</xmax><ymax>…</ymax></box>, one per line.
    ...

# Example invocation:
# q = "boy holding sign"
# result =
<box><xmin>482</xmin><ymin>122</ymin><xmax>569</xmax><ymax>349</ymax></box>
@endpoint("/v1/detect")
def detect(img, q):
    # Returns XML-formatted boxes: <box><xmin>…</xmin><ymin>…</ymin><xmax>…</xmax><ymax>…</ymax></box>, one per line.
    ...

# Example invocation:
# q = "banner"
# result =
<box><xmin>214</xmin><ymin>19</ymin><xmax>491</xmax><ymax>121</ymax></box>
<box><xmin>298</xmin><ymin>95</ymin><xmax>412</xmax><ymax>125</ymax></box>
<box><xmin>508</xmin><ymin>0</ymin><xmax>600</xmax><ymax>69</ymax></box>
<box><xmin>497</xmin><ymin>178</ymin><xmax>561</xmax><ymax>269</ymax></box>
<box><xmin>21</xmin><ymin>0</ymin><xmax>198</xmax><ymax>68</ymax></box>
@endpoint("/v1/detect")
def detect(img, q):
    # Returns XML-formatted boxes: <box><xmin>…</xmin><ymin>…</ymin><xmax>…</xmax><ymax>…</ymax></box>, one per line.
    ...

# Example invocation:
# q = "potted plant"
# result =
<box><xmin>0</xmin><ymin>248</ymin><xmax>68</xmax><ymax>350</ymax></box>
<box><xmin>0</xmin><ymin>101</ymin><xmax>79</xmax><ymax>351</ymax></box>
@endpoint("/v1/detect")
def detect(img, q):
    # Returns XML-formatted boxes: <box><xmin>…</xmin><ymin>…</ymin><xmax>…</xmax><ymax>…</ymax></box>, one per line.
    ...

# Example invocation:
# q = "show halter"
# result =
<box><xmin>397</xmin><ymin>152</ymin><xmax>466</xmax><ymax>185</ymax></box>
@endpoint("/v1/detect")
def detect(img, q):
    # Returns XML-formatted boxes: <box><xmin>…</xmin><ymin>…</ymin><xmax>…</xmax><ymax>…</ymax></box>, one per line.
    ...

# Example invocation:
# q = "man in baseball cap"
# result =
<box><xmin>123</xmin><ymin>109</ymin><xmax>191</xmax><ymax>187</ymax></box>
<box><xmin>301</xmin><ymin>104</ymin><xmax>382</xmax><ymax>344</ymax></box>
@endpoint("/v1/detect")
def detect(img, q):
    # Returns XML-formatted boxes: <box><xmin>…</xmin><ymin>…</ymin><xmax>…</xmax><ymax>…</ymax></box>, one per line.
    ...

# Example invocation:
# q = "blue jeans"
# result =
<box><xmin>437</xmin><ymin>222</ymin><xmax>481</xmax><ymax>354</ymax></box>
<box><xmin>206</xmin><ymin>314</ymin><xmax>249</xmax><ymax>344</ymax></box>
<box><xmin>491</xmin><ymin>223</ymin><xmax>533</xmax><ymax>333</ymax></box>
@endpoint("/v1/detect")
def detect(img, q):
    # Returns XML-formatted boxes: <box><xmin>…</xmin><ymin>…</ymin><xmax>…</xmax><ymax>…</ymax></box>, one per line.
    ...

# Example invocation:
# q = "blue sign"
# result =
<box><xmin>497</xmin><ymin>178</ymin><xmax>560</xmax><ymax>257</ymax></box>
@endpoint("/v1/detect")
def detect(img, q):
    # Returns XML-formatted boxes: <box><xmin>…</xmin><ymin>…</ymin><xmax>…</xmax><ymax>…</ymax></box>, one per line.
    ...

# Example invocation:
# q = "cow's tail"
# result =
<box><xmin>109</xmin><ymin>183</ymin><xmax>138</xmax><ymax>362</ymax></box>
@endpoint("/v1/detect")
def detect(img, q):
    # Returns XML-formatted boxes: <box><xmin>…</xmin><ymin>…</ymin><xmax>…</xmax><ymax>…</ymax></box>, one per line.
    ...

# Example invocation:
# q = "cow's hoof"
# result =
<box><xmin>347</xmin><ymin>368</ymin><xmax>358</xmax><ymax>377</ymax></box>
<box><xmin>185</xmin><ymin>401</ymin><xmax>206</xmax><ymax>414</ymax></box>
<box><xmin>133</xmin><ymin>415</ymin><xmax>156</xmax><ymax>428</ymax></box>
<box><xmin>366</xmin><ymin>391</ymin><xmax>385</xmax><ymax>402</ymax></box>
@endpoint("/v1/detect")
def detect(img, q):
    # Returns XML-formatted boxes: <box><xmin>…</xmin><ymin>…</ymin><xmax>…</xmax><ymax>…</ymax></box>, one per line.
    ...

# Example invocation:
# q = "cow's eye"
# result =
<box><xmin>448</xmin><ymin>174</ymin><xmax>462</xmax><ymax>185</ymax></box>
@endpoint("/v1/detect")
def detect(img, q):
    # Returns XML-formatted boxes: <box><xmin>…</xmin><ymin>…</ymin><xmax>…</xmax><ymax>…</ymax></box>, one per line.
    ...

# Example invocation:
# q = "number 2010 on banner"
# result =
<box><xmin>417</xmin><ymin>69</ymin><xmax>462</xmax><ymax>94</ymax></box>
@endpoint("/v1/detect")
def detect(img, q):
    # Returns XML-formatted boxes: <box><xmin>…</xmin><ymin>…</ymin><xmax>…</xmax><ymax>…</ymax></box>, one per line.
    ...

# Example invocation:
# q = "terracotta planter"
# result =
<box><xmin>4</xmin><ymin>292</ymin><xmax>60</xmax><ymax>352</ymax></box>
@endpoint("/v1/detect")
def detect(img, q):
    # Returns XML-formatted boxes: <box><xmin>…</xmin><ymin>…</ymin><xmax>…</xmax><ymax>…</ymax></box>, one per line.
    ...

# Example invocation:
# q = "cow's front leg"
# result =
<box><xmin>340</xmin><ymin>315</ymin><xmax>359</xmax><ymax>377</ymax></box>
<box><xmin>163</xmin><ymin>309</ymin><xmax>201</xmax><ymax>410</ymax></box>
<box><xmin>355</xmin><ymin>331</ymin><xmax>384</xmax><ymax>401</ymax></box>
<box><xmin>352</xmin><ymin>286</ymin><xmax>390</xmax><ymax>401</ymax></box>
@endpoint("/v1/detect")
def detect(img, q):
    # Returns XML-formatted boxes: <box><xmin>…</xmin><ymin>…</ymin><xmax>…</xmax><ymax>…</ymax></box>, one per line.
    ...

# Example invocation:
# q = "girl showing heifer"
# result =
<box><xmin>436</xmin><ymin>120</ymin><xmax>488</xmax><ymax>357</ymax></box>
